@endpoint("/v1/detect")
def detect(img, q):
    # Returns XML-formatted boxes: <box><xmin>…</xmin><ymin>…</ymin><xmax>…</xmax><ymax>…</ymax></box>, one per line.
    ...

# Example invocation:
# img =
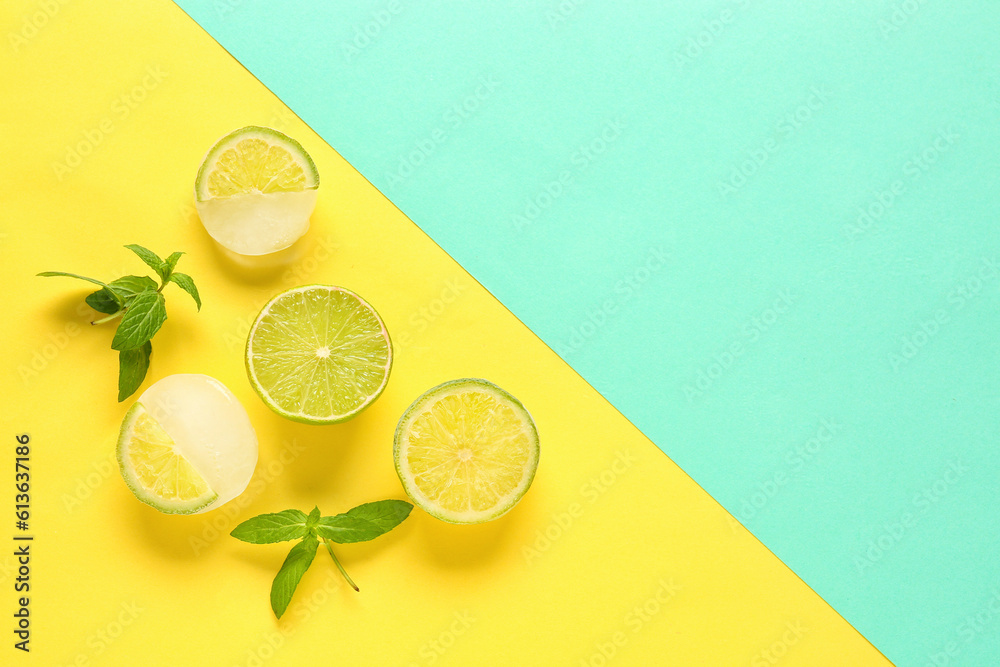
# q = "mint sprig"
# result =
<box><xmin>232</xmin><ymin>499</ymin><xmax>413</xmax><ymax>618</ymax></box>
<box><xmin>38</xmin><ymin>244</ymin><xmax>202</xmax><ymax>401</ymax></box>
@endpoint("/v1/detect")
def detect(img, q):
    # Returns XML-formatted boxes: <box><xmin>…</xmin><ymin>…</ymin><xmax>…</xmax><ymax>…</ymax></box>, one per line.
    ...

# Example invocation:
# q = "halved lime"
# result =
<box><xmin>116</xmin><ymin>402</ymin><xmax>218</xmax><ymax>514</ymax></box>
<box><xmin>194</xmin><ymin>126</ymin><xmax>320</xmax><ymax>256</ymax></box>
<box><xmin>394</xmin><ymin>379</ymin><xmax>540</xmax><ymax>524</ymax></box>
<box><xmin>246</xmin><ymin>285</ymin><xmax>392</xmax><ymax>424</ymax></box>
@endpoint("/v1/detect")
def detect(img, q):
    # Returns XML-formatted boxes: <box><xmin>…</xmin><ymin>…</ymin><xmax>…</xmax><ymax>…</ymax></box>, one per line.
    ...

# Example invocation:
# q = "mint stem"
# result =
<box><xmin>323</xmin><ymin>539</ymin><xmax>359</xmax><ymax>592</ymax></box>
<box><xmin>92</xmin><ymin>310</ymin><xmax>124</xmax><ymax>325</ymax></box>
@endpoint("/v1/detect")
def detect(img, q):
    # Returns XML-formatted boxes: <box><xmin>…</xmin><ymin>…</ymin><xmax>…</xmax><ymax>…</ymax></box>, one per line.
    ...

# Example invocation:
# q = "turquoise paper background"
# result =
<box><xmin>174</xmin><ymin>1</ymin><xmax>1000</xmax><ymax>663</ymax></box>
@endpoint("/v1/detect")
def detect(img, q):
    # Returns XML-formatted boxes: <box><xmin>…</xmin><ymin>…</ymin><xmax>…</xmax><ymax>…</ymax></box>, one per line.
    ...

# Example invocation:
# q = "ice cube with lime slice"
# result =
<box><xmin>195</xmin><ymin>126</ymin><xmax>319</xmax><ymax>256</ymax></box>
<box><xmin>117</xmin><ymin>374</ymin><xmax>258</xmax><ymax>514</ymax></box>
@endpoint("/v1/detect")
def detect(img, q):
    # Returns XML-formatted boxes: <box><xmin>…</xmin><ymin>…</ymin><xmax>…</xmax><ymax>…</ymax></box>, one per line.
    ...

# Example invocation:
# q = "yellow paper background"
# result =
<box><xmin>0</xmin><ymin>1</ymin><xmax>889</xmax><ymax>664</ymax></box>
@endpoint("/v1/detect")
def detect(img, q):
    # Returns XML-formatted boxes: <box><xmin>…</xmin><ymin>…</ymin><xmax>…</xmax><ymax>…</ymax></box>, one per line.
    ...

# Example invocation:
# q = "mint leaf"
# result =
<box><xmin>109</xmin><ymin>275</ymin><xmax>158</xmax><ymax>302</ymax></box>
<box><xmin>124</xmin><ymin>244</ymin><xmax>165</xmax><ymax>277</ymax></box>
<box><xmin>162</xmin><ymin>252</ymin><xmax>184</xmax><ymax>280</ymax></box>
<box><xmin>39</xmin><ymin>246</ymin><xmax>201</xmax><ymax>401</ymax></box>
<box><xmin>111</xmin><ymin>291</ymin><xmax>166</xmax><ymax>351</ymax></box>
<box><xmin>169</xmin><ymin>273</ymin><xmax>201</xmax><ymax>310</ymax></box>
<box><xmin>38</xmin><ymin>272</ymin><xmax>125</xmax><ymax>307</ymax></box>
<box><xmin>270</xmin><ymin>535</ymin><xmax>318</xmax><ymax>619</ymax></box>
<box><xmin>118</xmin><ymin>341</ymin><xmax>152</xmax><ymax>402</ymax></box>
<box><xmin>86</xmin><ymin>276</ymin><xmax>156</xmax><ymax>315</ymax></box>
<box><xmin>315</xmin><ymin>500</ymin><xmax>413</xmax><ymax>544</ymax></box>
<box><xmin>231</xmin><ymin>510</ymin><xmax>309</xmax><ymax>544</ymax></box>
<box><xmin>233</xmin><ymin>499</ymin><xmax>410</xmax><ymax>615</ymax></box>
<box><xmin>86</xmin><ymin>288</ymin><xmax>121</xmax><ymax>314</ymax></box>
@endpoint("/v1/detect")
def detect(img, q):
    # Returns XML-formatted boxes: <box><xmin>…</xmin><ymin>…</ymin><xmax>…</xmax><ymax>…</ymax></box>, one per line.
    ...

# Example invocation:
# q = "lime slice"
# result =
<box><xmin>246</xmin><ymin>285</ymin><xmax>392</xmax><ymax>424</ymax></box>
<box><xmin>116</xmin><ymin>402</ymin><xmax>218</xmax><ymax>514</ymax></box>
<box><xmin>194</xmin><ymin>126</ymin><xmax>319</xmax><ymax>256</ymax></box>
<box><xmin>132</xmin><ymin>374</ymin><xmax>259</xmax><ymax>513</ymax></box>
<box><xmin>394</xmin><ymin>379</ymin><xmax>540</xmax><ymax>524</ymax></box>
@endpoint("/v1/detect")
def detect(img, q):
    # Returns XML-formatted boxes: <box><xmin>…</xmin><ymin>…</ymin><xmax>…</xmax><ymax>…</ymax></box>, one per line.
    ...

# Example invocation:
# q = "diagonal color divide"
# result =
<box><xmin>171</xmin><ymin>1</ymin><xmax>1000</xmax><ymax>665</ymax></box>
<box><xmin>1</xmin><ymin>0</ymin><xmax>890</xmax><ymax>664</ymax></box>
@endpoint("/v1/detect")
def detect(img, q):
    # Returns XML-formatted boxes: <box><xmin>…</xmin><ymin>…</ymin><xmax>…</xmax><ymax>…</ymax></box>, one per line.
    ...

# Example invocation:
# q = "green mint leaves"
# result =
<box><xmin>124</xmin><ymin>244</ymin><xmax>168</xmax><ymax>278</ymax></box>
<box><xmin>110</xmin><ymin>290</ymin><xmax>167</xmax><ymax>351</ymax></box>
<box><xmin>270</xmin><ymin>535</ymin><xmax>319</xmax><ymax>619</ymax></box>
<box><xmin>230</xmin><ymin>509</ymin><xmax>310</xmax><ymax>543</ymax></box>
<box><xmin>168</xmin><ymin>272</ymin><xmax>201</xmax><ymax>310</ymax></box>
<box><xmin>118</xmin><ymin>341</ymin><xmax>152</xmax><ymax>402</ymax></box>
<box><xmin>315</xmin><ymin>499</ymin><xmax>416</xmax><ymax>543</ymax></box>
<box><xmin>231</xmin><ymin>499</ymin><xmax>413</xmax><ymax>618</ymax></box>
<box><xmin>38</xmin><ymin>244</ymin><xmax>202</xmax><ymax>401</ymax></box>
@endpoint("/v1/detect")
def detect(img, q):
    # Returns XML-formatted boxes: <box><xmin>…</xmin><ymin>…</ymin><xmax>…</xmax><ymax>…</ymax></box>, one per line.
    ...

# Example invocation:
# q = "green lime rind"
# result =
<box><xmin>194</xmin><ymin>125</ymin><xmax>320</xmax><ymax>202</ymax></box>
<box><xmin>116</xmin><ymin>402</ymin><xmax>219</xmax><ymax>515</ymax></box>
<box><xmin>393</xmin><ymin>378</ymin><xmax>540</xmax><ymax>525</ymax></box>
<box><xmin>245</xmin><ymin>284</ymin><xmax>393</xmax><ymax>425</ymax></box>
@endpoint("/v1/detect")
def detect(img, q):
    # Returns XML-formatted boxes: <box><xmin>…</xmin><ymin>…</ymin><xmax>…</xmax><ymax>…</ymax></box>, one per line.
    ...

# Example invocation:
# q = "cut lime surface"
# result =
<box><xmin>194</xmin><ymin>126</ymin><xmax>319</xmax><ymax>256</ymax></box>
<box><xmin>117</xmin><ymin>402</ymin><xmax>218</xmax><ymax>515</ymax></box>
<box><xmin>195</xmin><ymin>126</ymin><xmax>318</xmax><ymax>200</ymax></box>
<box><xmin>246</xmin><ymin>285</ymin><xmax>392</xmax><ymax>424</ymax></box>
<box><xmin>394</xmin><ymin>379</ymin><xmax>539</xmax><ymax>524</ymax></box>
